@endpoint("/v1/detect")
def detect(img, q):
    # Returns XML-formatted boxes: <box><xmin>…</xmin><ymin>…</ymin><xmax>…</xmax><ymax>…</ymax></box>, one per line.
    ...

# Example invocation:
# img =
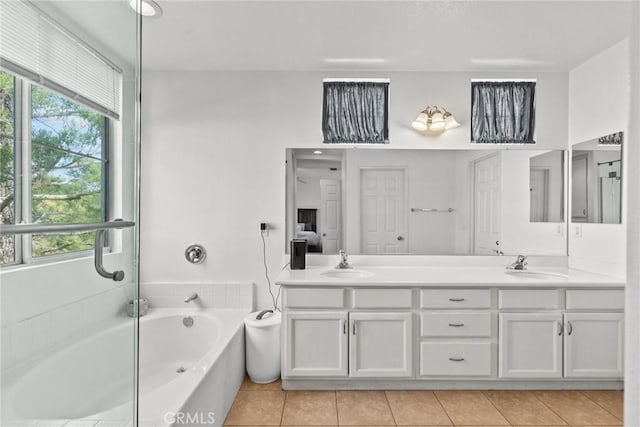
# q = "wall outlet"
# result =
<box><xmin>574</xmin><ymin>224</ymin><xmax>582</xmax><ymax>238</ymax></box>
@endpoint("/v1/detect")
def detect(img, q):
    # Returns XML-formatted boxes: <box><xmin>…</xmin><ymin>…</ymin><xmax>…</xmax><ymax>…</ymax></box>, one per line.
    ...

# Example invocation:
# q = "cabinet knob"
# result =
<box><xmin>397</xmin><ymin>236</ymin><xmax>404</xmax><ymax>241</ymax></box>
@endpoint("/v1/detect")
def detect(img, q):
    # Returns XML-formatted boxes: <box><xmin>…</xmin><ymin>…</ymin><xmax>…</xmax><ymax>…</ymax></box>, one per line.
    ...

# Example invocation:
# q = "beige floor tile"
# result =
<box><xmin>281</xmin><ymin>391</ymin><xmax>338</xmax><ymax>425</ymax></box>
<box><xmin>224</xmin><ymin>390</ymin><xmax>285</xmax><ymax>426</ymax></box>
<box><xmin>241</xmin><ymin>376</ymin><xmax>283</xmax><ymax>391</ymax></box>
<box><xmin>434</xmin><ymin>391</ymin><xmax>510</xmax><ymax>426</ymax></box>
<box><xmin>533</xmin><ymin>391</ymin><xmax>622</xmax><ymax>426</ymax></box>
<box><xmin>484</xmin><ymin>390</ymin><xmax>568</xmax><ymax>426</ymax></box>
<box><xmin>385</xmin><ymin>390</ymin><xmax>452</xmax><ymax>425</ymax></box>
<box><xmin>336</xmin><ymin>391</ymin><xmax>395</xmax><ymax>426</ymax></box>
<box><xmin>581</xmin><ymin>390</ymin><xmax>624</xmax><ymax>421</ymax></box>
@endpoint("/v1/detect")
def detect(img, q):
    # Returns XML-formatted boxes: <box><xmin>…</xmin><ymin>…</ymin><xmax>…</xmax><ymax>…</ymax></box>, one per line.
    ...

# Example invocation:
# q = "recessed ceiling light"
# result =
<box><xmin>129</xmin><ymin>0</ymin><xmax>163</xmax><ymax>18</ymax></box>
<box><xmin>313</xmin><ymin>150</ymin><xmax>323</xmax><ymax>154</ymax></box>
<box><xmin>325</xmin><ymin>58</ymin><xmax>387</xmax><ymax>64</ymax></box>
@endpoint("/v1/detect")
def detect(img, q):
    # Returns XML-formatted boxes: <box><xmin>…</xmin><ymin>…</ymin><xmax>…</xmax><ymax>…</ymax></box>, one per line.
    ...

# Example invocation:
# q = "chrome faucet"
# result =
<box><xmin>184</xmin><ymin>292</ymin><xmax>199</xmax><ymax>303</ymax></box>
<box><xmin>336</xmin><ymin>250</ymin><xmax>352</xmax><ymax>269</ymax></box>
<box><xmin>507</xmin><ymin>255</ymin><xmax>528</xmax><ymax>270</ymax></box>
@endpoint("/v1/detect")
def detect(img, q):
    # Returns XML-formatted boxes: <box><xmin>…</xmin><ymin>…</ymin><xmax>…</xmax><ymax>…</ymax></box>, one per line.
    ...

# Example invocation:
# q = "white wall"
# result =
<box><xmin>141</xmin><ymin>70</ymin><xmax>568</xmax><ymax>309</ymax></box>
<box><xmin>625</xmin><ymin>4</ymin><xmax>640</xmax><ymax>425</ymax></box>
<box><xmin>568</xmin><ymin>39</ymin><xmax>629</xmax><ymax>277</ymax></box>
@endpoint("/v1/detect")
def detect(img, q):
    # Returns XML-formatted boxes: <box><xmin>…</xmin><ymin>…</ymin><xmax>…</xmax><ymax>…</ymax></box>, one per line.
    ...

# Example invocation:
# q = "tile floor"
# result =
<box><xmin>224</xmin><ymin>377</ymin><xmax>623</xmax><ymax>426</ymax></box>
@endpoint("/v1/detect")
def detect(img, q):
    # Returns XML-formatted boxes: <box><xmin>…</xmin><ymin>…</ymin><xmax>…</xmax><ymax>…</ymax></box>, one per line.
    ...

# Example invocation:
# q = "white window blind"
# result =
<box><xmin>0</xmin><ymin>0</ymin><xmax>122</xmax><ymax>119</ymax></box>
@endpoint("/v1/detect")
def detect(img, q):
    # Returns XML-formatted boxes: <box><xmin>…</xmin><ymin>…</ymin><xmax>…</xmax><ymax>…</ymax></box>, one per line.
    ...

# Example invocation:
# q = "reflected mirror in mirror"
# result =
<box><xmin>571</xmin><ymin>132</ymin><xmax>622</xmax><ymax>224</ymax></box>
<box><xmin>530</xmin><ymin>151</ymin><xmax>565</xmax><ymax>222</ymax></box>
<box><xmin>286</xmin><ymin>148</ymin><xmax>567</xmax><ymax>256</ymax></box>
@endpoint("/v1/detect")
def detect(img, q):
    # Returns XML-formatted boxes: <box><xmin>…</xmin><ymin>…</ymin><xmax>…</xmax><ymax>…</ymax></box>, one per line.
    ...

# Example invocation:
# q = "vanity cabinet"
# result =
<box><xmin>498</xmin><ymin>289</ymin><xmax>624</xmax><ymax>380</ymax></box>
<box><xmin>284</xmin><ymin>311</ymin><xmax>348</xmax><ymax>377</ymax></box>
<box><xmin>498</xmin><ymin>313</ymin><xmax>563</xmax><ymax>378</ymax></box>
<box><xmin>349</xmin><ymin>312</ymin><xmax>413</xmax><ymax>377</ymax></box>
<box><xmin>281</xmin><ymin>284</ymin><xmax>624</xmax><ymax>388</ymax></box>
<box><xmin>282</xmin><ymin>292</ymin><xmax>413</xmax><ymax>378</ymax></box>
<box><xmin>563</xmin><ymin>312</ymin><xmax>624</xmax><ymax>378</ymax></box>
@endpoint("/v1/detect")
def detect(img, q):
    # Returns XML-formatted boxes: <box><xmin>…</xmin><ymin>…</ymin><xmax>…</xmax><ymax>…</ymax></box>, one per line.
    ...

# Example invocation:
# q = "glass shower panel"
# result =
<box><xmin>0</xmin><ymin>1</ymin><xmax>140</xmax><ymax>425</ymax></box>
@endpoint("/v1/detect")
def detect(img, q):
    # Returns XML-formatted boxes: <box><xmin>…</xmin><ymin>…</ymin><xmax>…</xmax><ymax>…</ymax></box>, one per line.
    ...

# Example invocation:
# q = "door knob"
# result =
<box><xmin>397</xmin><ymin>236</ymin><xmax>404</xmax><ymax>241</ymax></box>
<box><xmin>322</xmin><ymin>233</ymin><xmax>326</xmax><ymax>237</ymax></box>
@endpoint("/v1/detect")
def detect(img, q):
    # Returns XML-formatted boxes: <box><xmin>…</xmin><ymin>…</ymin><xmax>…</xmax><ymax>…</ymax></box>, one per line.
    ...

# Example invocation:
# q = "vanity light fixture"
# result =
<box><xmin>129</xmin><ymin>0</ymin><xmax>163</xmax><ymax>17</ymax></box>
<box><xmin>411</xmin><ymin>106</ymin><xmax>461</xmax><ymax>133</ymax></box>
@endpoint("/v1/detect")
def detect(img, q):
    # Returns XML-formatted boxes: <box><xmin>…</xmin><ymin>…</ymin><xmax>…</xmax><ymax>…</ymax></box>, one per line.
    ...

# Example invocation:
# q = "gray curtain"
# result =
<box><xmin>322</xmin><ymin>81</ymin><xmax>389</xmax><ymax>144</ymax></box>
<box><xmin>471</xmin><ymin>81</ymin><xmax>536</xmax><ymax>144</ymax></box>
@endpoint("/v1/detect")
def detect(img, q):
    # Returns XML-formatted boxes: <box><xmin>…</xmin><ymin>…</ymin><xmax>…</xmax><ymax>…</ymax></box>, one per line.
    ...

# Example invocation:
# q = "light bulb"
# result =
<box><xmin>411</xmin><ymin>112</ymin><xmax>429</xmax><ymax>131</ymax></box>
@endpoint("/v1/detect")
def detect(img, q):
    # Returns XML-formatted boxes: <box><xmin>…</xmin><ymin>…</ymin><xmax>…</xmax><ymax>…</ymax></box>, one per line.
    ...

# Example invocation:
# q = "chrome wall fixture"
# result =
<box><xmin>185</xmin><ymin>244</ymin><xmax>207</xmax><ymax>264</ymax></box>
<box><xmin>411</xmin><ymin>106</ymin><xmax>461</xmax><ymax>133</ymax></box>
<box><xmin>0</xmin><ymin>220</ymin><xmax>135</xmax><ymax>281</ymax></box>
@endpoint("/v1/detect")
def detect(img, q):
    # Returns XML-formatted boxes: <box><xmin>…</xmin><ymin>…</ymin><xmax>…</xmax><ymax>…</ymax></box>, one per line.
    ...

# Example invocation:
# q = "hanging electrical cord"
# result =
<box><xmin>261</xmin><ymin>230</ymin><xmax>281</xmax><ymax>311</ymax></box>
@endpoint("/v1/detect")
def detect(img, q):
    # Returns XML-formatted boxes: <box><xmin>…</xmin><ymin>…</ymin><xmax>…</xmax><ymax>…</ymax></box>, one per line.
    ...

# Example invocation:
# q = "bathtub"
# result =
<box><xmin>2</xmin><ymin>308</ymin><xmax>248</xmax><ymax>427</ymax></box>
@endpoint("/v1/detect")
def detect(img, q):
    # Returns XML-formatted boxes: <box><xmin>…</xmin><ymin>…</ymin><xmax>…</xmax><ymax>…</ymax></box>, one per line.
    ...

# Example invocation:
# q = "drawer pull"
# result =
<box><xmin>449</xmin><ymin>357</ymin><xmax>465</xmax><ymax>362</ymax></box>
<box><xmin>557</xmin><ymin>321</ymin><xmax>563</xmax><ymax>336</ymax></box>
<box><xmin>342</xmin><ymin>320</ymin><xmax>346</xmax><ymax>335</ymax></box>
<box><xmin>448</xmin><ymin>323</ymin><xmax>465</xmax><ymax>327</ymax></box>
<box><xmin>567</xmin><ymin>321</ymin><xmax>573</xmax><ymax>336</ymax></box>
<box><xmin>449</xmin><ymin>298</ymin><xmax>465</xmax><ymax>302</ymax></box>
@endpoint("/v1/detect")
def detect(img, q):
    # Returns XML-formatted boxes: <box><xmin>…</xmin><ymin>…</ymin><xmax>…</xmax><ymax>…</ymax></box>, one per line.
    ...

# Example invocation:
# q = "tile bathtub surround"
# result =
<box><xmin>224</xmin><ymin>380</ymin><xmax>624</xmax><ymax>426</ymax></box>
<box><xmin>1</xmin><ymin>283</ymin><xmax>133</xmax><ymax>372</ymax></box>
<box><xmin>140</xmin><ymin>282</ymin><xmax>253</xmax><ymax>309</ymax></box>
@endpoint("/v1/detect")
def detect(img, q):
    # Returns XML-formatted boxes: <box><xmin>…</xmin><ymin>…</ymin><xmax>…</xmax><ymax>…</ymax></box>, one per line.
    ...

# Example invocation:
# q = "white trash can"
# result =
<box><xmin>244</xmin><ymin>310</ymin><xmax>281</xmax><ymax>383</ymax></box>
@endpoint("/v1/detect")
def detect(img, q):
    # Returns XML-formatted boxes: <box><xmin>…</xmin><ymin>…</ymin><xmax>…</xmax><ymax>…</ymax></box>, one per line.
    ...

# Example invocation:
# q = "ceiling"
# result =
<box><xmin>49</xmin><ymin>1</ymin><xmax>633</xmax><ymax>72</ymax></box>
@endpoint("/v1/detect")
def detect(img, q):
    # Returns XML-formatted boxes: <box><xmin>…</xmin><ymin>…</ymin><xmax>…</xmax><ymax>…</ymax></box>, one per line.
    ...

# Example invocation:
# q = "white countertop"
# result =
<box><xmin>276</xmin><ymin>265</ymin><xmax>625</xmax><ymax>287</ymax></box>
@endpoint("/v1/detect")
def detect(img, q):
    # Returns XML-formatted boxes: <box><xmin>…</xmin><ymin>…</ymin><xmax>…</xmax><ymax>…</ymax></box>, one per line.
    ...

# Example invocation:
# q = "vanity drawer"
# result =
<box><xmin>566</xmin><ymin>289</ymin><xmax>624</xmax><ymax>310</ymax></box>
<box><xmin>420</xmin><ymin>341</ymin><xmax>492</xmax><ymax>376</ymax></box>
<box><xmin>420</xmin><ymin>289</ymin><xmax>491</xmax><ymax>309</ymax></box>
<box><xmin>421</xmin><ymin>312</ymin><xmax>492</xmax><ymax>337</ymax></box>
<box><xmin>353</xmin><ymin>289</ymin><xmax>412</xmax><ymax>309</ymax></box>
<box><xmin>499</xmin><ymin>289</ymin><xmax>562</xmax><ymax>309</ymax></box>
<box><xmin>285</xmin><ymin>288</ymin><xmax>345</xmax><ymax>308</ymax></box>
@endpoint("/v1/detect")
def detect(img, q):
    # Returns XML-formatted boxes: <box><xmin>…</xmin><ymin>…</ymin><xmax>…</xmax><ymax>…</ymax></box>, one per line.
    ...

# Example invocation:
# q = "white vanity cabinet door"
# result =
<box><xmin>499</xmin><ymin>313</ymin><xmax>563</xmax><ymax>378</ymax></box>
<box><xmin>349</xmin><ymin>312</ymin><xmax>413</xmax><ymax>378</ymax></box>
<box><xmin>564</xmin><ymin>313</ymin><xmax>624</xmax><ymax>378</ymax></box>
<box><xmin>284</xmin><ymin>311</ymin><xmax>348</xmax><ymax>377</ymax></box>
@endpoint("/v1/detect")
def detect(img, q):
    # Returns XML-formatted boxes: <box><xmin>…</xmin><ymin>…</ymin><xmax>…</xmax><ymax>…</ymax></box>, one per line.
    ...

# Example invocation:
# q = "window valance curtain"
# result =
<box><xmin>322</xmin><ymin>81</ymin><xmax>389</xmax><ymax>144</ymax></box>
<box><xmin>471</xmin><ymin>81</ymin><xmax>536</xmax><ymax>144</ymax></box>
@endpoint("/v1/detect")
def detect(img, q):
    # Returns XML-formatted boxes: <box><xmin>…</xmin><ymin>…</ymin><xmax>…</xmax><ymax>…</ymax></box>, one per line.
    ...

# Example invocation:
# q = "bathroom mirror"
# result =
<box><xmin>529</xmin><ymin>151</ymin><xmax>565</xmax><ymax>223</ymax></box>
<box><xmin>286</xmin><ymin>148</ymin><xmax>567</xmax><ymax>256</ymax></box>
<box><xmin>571</xmin><ymin>132</ymin><xmax>623</xmax><ymax>224</ymax></box>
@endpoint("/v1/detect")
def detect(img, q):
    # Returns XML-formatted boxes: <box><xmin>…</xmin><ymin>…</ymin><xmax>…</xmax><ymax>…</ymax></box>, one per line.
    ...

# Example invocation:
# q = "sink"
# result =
<box><xmin>504</xmin><ymin>270</ymin><xmax>568</xmax><ymax>280</ymax></box>
<box><xmin>321</xmin><ymin>269</ymin><xmax>374</xmax><ymax>279</ymax></box>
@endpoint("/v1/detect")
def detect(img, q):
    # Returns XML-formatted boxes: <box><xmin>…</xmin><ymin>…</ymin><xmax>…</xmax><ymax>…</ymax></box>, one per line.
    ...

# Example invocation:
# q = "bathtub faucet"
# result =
<box><xmin>184</xmin><ymin>292</ymin><xmax>199</xmax><ymax>303</ymax></box>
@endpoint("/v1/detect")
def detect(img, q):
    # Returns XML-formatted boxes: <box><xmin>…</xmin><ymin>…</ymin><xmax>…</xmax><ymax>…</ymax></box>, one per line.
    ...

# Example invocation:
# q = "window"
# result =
<box><xmin>471</xmin><ymin>80</ymin><xmax>536</xmax><ymax>144</ymax></box>
<box><xmin>0</xmin><ymin>70</ymin><xmax>110</xmax><ymax>265</ymax></box>
<box><xmin>322</xmin><ymin>79</ymin><xmax>389</xmax><ymax>144</ymax></box>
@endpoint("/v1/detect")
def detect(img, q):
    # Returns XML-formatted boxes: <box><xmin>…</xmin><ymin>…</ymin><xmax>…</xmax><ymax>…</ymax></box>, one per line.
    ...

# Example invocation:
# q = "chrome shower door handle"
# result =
<box><xmin>94</xmin><ymin>229</ymin><xmax>125</xmax><ymax>281</ymax></box>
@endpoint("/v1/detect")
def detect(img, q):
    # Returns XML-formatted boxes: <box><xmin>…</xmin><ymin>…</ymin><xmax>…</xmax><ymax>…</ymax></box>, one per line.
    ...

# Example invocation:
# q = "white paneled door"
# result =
<box><xmin>349</xmin><ymin>312</ymin><xmax>413</xmax><ymax>377</ymax></box>
<box><xmin>474</xmin><ymin>154</ymin><xmax>502</xmax><ymax>255</ymax></box>
<box><xmin>360</xmin><ymin>168</ymin><xmax>407</xmax><ymax>254</ymax></box>
<box><xmin>320</xmin><ymin>179</ymin><xmax>341</xmax><ymax>254</ymax></box>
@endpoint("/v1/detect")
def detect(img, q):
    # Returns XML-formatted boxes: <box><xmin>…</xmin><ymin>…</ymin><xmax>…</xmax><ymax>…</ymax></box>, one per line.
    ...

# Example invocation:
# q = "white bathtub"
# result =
<box><xmin>2</xmin><ymin>308</ymin><xmax>247</xmax><ymax>427</ymax></box>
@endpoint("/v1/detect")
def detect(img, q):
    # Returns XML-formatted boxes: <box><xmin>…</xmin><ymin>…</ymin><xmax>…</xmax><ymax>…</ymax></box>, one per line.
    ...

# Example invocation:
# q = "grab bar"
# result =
<box><xmin>1</xmin><ymin>219</ymin><xmax>134</xmax><ymax>281</ymax></box>
<box><xmin>0</xmin><ymin>220</ymin><xmax>135</xmax><ymax>235</ymax></box>
<box><xmin>410</xmin><ymin>208</ymin><xmax>454</xmax><ymax>213</ymax></box>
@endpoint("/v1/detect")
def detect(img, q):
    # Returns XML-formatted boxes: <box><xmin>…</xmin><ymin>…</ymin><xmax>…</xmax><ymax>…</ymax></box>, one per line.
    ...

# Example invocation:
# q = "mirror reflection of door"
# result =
<box><xmin>530</xmin><ymin>169</ymin><xmax>550</xmax><ymax>222</ymax></box>
<box><xmin>572</xmin><ymin>154</ymin><xmax>589</xmax><ymax>222</ymax></box>
<box><xmin>320</xmin><ymin>179</ymin><xmax>341</xmax><ymax>254</ymax></box>
<box><xmin>360</xmin><ymin>168</ymin><xmax>407</xmax><ymax>254</ymax></box>
<box><xmin>474</xmin><ymin>154</ymin><xmax>502</xmax><ymax>255</ymax></box>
